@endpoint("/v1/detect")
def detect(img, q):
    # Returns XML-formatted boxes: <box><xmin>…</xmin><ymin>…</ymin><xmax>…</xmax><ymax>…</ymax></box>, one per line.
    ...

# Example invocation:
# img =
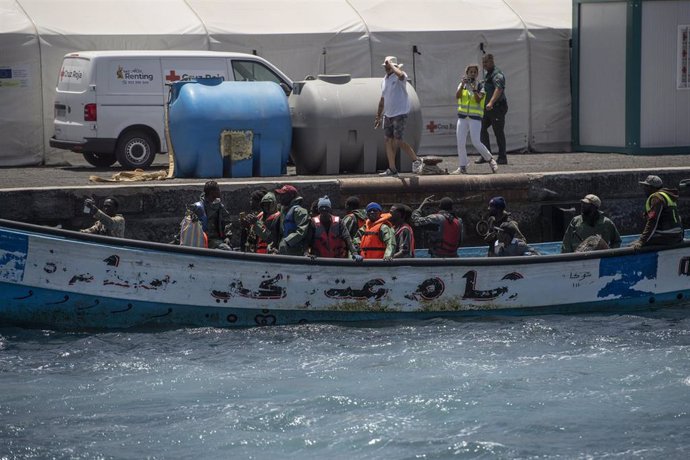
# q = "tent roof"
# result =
<box><xmin>16</xmin><ymin>0</ymin><xmax>207</xmax><ymax>35</ymax></box>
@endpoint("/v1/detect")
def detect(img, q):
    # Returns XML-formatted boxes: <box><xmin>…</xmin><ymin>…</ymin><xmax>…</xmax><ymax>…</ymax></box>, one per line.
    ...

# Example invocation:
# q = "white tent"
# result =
<box><xmin>0</xmin><ymin>0</ymin><xmax>571</xmax><ymax>166</ymax></box>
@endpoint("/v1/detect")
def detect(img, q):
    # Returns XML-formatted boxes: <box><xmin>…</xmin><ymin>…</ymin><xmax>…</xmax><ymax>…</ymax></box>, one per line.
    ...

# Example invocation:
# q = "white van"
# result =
<box><xmin>50</xmin><ymin>50</ymin><xmax>293</xmax><ymax>168</ymax></box>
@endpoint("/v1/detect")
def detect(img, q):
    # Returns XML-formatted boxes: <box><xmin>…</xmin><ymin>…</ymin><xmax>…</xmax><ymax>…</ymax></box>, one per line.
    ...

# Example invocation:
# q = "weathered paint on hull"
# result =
<box><xmin>2</xmin><ymin>282</ymin><xmax>689</xmax><ymax>329</ymax></box>
<box><xmin>2</xmin><ymin>219</ymin><xmax>690</xmax><ymax>330</ymax></box>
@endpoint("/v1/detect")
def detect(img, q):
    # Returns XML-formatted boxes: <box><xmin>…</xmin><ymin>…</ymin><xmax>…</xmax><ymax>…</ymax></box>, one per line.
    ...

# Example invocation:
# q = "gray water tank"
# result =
<box><xmin>289</xmin><ymin>74</ymin><xmax>422</xmax><ymax>175</ymax></box>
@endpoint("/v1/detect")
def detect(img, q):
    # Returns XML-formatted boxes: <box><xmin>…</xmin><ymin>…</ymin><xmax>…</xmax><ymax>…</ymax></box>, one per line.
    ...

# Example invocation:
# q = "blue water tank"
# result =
<box><xmin>168</xmin><ymin>79</ymin><xmax>292</xmax><ymax>178</ymax></box>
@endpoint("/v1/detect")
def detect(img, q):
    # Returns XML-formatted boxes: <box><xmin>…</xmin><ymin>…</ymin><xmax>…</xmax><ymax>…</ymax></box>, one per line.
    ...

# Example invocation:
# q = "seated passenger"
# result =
<box><xmin>483</xmin><ymin>196</ymin><xmax>524</xmax><ymax>256</ymax></box>
<box><xmin>81</xmin><ymin>197</ymin><xmax>125</xmax><ymax>238</ymax></box>
<box><xmin>241</xmin><ymin>188</ymin><xmax>268</xmax><ymax>252</ymax></box>
<box><xmin>561</xmin><ymin>194</ymin><xmax>621</xmax><ymax>253</ymax></box>
<box><xmin>341</xmin><ymin>196</ymin><xmax>367</xmax><ymax>240</ymax></box>
<box><xmin>191</xmin><ymin>180</ymin><xmax>231</xmax><ymax>250</ymax></box>
<box><xmin>390</xmin><ymin>204</ymin><xmax>415</xmax><ymax>258</ymax></box>
<box><xmin>179</xmin><ymin>205</ymin><xmax>207</xmax><ymax>248</ymax></box>
<box><xmin>412</xmin><ymin>195</ymin><xmax>462</xmax><ymax>258</ymax></box>
<box><xmin>245</xmin><ymin>191</ymin><xmax>281</xmax><ymax>254</ymax></box>
<box><xmin>275</xmin><ymin>184</ymin><xmax>310</xmax><ymax>256</ymax></box>
<box><xmin>492</xmin><ymin>221</ymin><xmax>536</xmax><ymax>257</ymax></box>
<box><xmin>305</xmin><ymin>196</ymin><xmax>360</xmax><ymax>259</ymax></box>
<box><xmin>355</xmin><ymin>202</ymin><xmax>395</xmax><ymax>260</ymax></box>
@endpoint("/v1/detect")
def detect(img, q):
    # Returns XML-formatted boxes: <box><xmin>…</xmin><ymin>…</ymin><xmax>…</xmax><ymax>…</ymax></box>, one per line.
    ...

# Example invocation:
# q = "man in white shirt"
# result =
<box><xmin>374</xmin><ymin>56</ymin><xmax>422</xmax><ymax>177</ymax></box>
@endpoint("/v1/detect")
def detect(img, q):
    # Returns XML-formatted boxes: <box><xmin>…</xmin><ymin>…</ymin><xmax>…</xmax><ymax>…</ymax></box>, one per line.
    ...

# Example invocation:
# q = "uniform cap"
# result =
<box><xmin>639</xmin><ymin>175</ymin><xmax>663</xmax><ymax>188</ymax></box>
<box><xmin>581</xmin><ymin>194</ymin><xmax>601</xmax><ymax>208</ymax></box>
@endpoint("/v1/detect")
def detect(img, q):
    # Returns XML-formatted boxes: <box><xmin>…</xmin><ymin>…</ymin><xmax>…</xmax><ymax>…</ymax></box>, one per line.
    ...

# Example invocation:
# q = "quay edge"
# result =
<box><xmin>1</xmin><ymin>168</ymin><xmax>690</xmax><ymax>246</ymax></box>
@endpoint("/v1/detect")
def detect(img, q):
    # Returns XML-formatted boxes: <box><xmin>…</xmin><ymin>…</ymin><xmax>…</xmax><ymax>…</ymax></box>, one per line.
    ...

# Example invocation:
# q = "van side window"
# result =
<box><xmin>232</xmin><ymin>60</ymin><xmax>283</xmax><ymax>85</ymax></box>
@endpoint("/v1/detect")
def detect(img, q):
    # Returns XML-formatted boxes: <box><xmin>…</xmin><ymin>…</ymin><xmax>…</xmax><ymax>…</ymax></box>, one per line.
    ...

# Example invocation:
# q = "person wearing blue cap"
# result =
<box><xmin>305</xmin><ymin>196</ymin><xmax>361</xmax><ymax>260</ymax></box>
<box><xmin>485</xmin><ymin>196</ymin><xmax>524</xmax><ymax>257</ymax></box>
<box><xmin>355</xmin><ymin>202</ymin><xmax>395</xmax><ymax>260</ymax></box>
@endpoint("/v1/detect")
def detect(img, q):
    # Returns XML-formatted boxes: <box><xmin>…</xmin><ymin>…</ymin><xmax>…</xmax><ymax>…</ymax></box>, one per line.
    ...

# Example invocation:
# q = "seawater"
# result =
<box><xmin>1</xmin><ymin>311</ymin><xmax>689</xmax><ymax>459</ymax></box>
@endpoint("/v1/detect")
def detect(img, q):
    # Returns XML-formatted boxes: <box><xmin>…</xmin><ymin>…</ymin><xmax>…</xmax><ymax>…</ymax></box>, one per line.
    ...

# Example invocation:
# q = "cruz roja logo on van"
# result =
<box><xmin>164</xmin><ymin>70</ymin><xmax>225</xmax><ymax>82</ymax></box>
<box><xmin>116</xmin><ymin>66</ymin><xmax>154</xmax><ymax>85</ymax></box>
<box><xmin>59</xmin><ymin>67</ymin><xmax>83</xmax><ymax>81</ymax></box>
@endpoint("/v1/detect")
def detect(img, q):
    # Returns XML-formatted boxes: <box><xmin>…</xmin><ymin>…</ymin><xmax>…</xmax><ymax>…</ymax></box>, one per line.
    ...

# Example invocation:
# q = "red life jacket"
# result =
<box><xmin>360</xmin><ymin>213</ymin><xmax>392</xmax><ymax>259</ymax></box>
<box><xmin>311</xmin><ymin>215</ymin><xmax>347</xmax><ymax>258</ymax></box>
<box><xmin>256</xmin><ymin>211</ymin><xmax>280</xmax><ymax>254</ymax></box>
<box><xmin>433</xmin><ymin>215</ymin><xmax>461</xmax><ymax>257</ymax></box>
<box><xmin>394</xmin><ymin>223</ymin><xmax>416</xmax><ymax>257</ymax></box>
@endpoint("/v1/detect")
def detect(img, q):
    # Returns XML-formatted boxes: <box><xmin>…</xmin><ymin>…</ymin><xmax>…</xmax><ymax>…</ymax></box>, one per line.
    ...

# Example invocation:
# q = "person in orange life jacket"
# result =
<box><xmin>341</xmin><ymin>196</ymin><xmax>368</xmax><ymax>240</ymax></box>
<box><xmin>484</xmin><ymin>196</ymin><xmax>524</xmax><ymax>257</ymax></box>
<box><xmin>390</xmin><ymin>204</ymin><xmax>415</xmax><ymax>258</ymax></box>
<box><xmin>305</xmin><ymin>196</ymin><xmax>362</xmax><ymax>260</ymax></box>
<box><xmin>630</xmin><ymin>175</ymin><xmax>683</xmax><ymax>249</ymax></box>
<box><xmin>411</xmin><ymin>196</ymin><xmax>462</xmax><ymax>258</ymax></box>
<box><xmin>240</xmin><ymin>188</ymin><xmax>268</xmax><ymax>252</ymax></box>
<box><xmin>354</xmin><ymin>202</ymin><xmax>395</xmax><ymax>260</ymax></box>
<box><xmin>275</xmin><ymin>184</ymin><xmax>310</xmax><ymax>256</ymax></box>
<box><xmin>191</xmin><ymin>180</ymin><xmax>231</xmax><ymax>250</ymax></box>
<box><xmin>244</xmin><ymin>191</ymin><xmax>281</xmax><ymax>254</ymax></box>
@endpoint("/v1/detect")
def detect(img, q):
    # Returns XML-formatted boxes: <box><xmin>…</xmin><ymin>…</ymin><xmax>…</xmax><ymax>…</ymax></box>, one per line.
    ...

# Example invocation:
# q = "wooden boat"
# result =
<box><xmin>1</xmin><ymin>218</ymin><xmax>689</xmax><ymax>329</ymax></box>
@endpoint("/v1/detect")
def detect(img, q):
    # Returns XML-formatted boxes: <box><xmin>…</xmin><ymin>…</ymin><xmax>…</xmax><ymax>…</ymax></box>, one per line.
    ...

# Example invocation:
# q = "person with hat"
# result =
<box><xmin>482</xmin><ymin>196</ymin><xmax>524</xmax><ymax>256</ymax></box>
<box><xmin>305</xmin><ymin>195</ymin><xmax>361</xmax><ymax>260</ymax></box>
<box><xmin>630</xmin><ymin>175</ymin><xmax>683</xmax><ymax>249</ymax></box>
<box><xmin>355</xmin><ymin>202</ymin><xmax>395</xmax><ymax>260</ymax></box>
<box><xmin>375</xmin><ymin>56</ymin><xmax>422</xmax><ymax>177</ymax></box>
<box><xmin>390</xmin><ymin>204</ymin><xmax>415</xmax><ymax>258</ymax></box>
<box><xmin>274</xmin><ymin>184</ymin><xmax>310</xmax><ymax>256</ymax></box>
<box><xmin>561</xmin><ymin>194</ymin><xmax>621</xmax><ymax>253</ymax></box>
<box><xmin>81</xmin><ymin>196</ymin><xmax>125</xmax><ymax>238</ymax></box>
<box><xmin>341</xmin><ymin>196</ymin><xmax>367</xmax><ymax>240</ymax></box>
<box><xmin>411</xmin><ymin>195</ymin><xmax>463</xmax><ymax>258</ymax></box>
<box><xmin>492</xmin><ymin>221</ymin><xmax>536</xmax><ymax>257</ymax></box>
<box><xmin>244</xmin><ymin>190</ymin><xmax>281</xmax><ymax>254</ymax></box>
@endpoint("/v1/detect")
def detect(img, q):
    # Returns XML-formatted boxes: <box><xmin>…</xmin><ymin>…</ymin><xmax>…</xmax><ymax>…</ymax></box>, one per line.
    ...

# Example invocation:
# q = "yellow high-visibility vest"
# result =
<box><xmin>457</xmin><ymin>87</ymin><xmax>486</xmax><ymax>118</ymax></box>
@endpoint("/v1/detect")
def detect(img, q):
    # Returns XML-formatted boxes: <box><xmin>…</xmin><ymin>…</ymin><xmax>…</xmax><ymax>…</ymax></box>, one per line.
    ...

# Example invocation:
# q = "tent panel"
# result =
<box><xmin>0</xmin><ymin>1</ymin><xmax>43</xmax><ymax>166</ymax></box>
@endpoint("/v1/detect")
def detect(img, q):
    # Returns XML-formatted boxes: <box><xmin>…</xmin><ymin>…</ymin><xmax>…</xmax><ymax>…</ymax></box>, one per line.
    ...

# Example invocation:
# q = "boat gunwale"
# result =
<box><xmin>1</xmin><ymin>218</ymin><xmax>687</xmax><ymax>268</ymax></box>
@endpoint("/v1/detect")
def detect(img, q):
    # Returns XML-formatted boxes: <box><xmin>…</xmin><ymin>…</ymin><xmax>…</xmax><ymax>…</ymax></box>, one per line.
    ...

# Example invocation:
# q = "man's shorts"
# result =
<box><xmin>384</xmin><ymin>114</ymin><xmax>407</xmax><ymax>140</ymax></box>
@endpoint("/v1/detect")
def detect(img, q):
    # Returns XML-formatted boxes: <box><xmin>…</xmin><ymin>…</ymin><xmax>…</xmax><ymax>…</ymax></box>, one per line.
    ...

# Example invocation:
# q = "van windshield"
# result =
<box><xmin>57</xmin><ymin>57</ymin><xmax>90</xmax><ymax>92</ymax></box>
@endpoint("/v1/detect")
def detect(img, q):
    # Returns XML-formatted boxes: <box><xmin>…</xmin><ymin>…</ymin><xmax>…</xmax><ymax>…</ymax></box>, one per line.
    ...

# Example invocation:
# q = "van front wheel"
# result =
<box><xmin>116</xmin><ymin>131</ymin><xmax>155</xmax><ymax>169</ymax></box>
<box><xmin>83</xmin><ymin>152</ymin><xmax>117</xmax><ymax>167</ymax></box>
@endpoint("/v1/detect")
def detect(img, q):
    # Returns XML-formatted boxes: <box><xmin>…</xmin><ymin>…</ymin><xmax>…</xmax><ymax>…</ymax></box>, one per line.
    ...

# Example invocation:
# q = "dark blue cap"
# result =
<box><xmin>366</xmin><ymin>202</ymin><xmax>382</xmax><ymax>212</ymax></box>
<box><xmin>488</xmin><ymin>196</ymin><xmax>506</xmax><ymax>210</ymax></box>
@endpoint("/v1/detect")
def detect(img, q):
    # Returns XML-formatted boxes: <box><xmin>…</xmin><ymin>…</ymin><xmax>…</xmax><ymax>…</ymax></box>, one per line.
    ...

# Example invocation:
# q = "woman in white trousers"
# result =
<box><xmin>454</xmin><ymin>64</ymin><xmax>497</xmax><ymax>174</ymax></box>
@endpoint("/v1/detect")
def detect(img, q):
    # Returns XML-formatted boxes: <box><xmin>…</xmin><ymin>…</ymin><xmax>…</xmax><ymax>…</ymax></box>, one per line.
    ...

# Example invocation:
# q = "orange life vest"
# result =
<box><xmin>360</xmin><ymin>213</ymin><xmax>392</xmax><ymax>259</ymax></box>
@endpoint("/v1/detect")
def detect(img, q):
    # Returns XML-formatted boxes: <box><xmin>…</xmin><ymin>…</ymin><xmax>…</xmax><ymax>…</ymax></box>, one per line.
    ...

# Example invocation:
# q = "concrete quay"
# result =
<box><xmin>1</xmin><ymin>151</ymin><xmax>689</xmax><ymax>246</ymax></box>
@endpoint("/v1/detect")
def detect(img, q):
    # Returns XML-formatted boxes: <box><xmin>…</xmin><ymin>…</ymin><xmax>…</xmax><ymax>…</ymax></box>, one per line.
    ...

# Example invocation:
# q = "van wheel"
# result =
<box><xmin>83</xmin><ymin>152</ymin><xmax>117</xmax><ymax>167</ymax></box>
<box><xmin>116</xmin><ymin>130</ymin><xmax>155</xmax><ymax>169</ymax></box>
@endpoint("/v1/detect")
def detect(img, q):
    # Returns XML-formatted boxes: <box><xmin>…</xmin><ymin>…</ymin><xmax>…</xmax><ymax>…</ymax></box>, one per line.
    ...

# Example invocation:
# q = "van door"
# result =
<box><xmin>53</xmin><ymin>57</ymin><xmax>95</xmax><ymax>143</ymax></box>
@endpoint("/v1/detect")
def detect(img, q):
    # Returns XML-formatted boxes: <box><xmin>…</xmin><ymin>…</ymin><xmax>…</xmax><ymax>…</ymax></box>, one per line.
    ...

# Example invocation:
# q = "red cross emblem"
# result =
<box><xmin>165</xmin><ymin>70</ymin><xmax>181</xmax><ymax>82</ymax></box>
<box><xmin>426</xmin><ymin>120</ymin><xmax>439</xmax><ymax>133</ymax></box>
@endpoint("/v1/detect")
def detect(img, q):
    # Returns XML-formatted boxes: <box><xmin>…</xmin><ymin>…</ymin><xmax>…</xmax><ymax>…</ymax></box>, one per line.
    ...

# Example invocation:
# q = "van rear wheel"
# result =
<box><xmin>116</xmin><ymin>130</ymin><xmax>155</xmax><ymax>169</ymax></box>
<box><xmin>83</xmin><ymin>152</ymin><xmax>117</xmax><ymax>167</ymax></box>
